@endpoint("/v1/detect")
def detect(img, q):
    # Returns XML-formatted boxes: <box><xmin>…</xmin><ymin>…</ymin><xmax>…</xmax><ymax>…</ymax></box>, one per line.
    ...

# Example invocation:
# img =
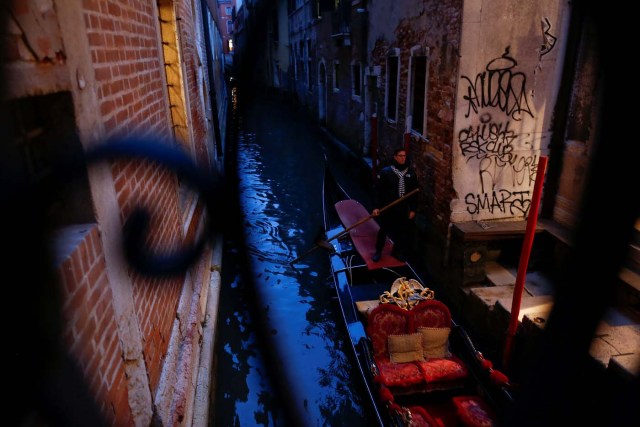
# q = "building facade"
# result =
<box><xmin>218</xmin><ymin>0</ymin><xmax>235</xmax><ymax>52</ymax></box>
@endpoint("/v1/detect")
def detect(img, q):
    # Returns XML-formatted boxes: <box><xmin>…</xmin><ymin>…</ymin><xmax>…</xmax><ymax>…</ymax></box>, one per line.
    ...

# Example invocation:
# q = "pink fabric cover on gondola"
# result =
<box><xmin>334</xmin><ymin>199</ymin><xmax>406</xmax><ymax>269</ymax></box>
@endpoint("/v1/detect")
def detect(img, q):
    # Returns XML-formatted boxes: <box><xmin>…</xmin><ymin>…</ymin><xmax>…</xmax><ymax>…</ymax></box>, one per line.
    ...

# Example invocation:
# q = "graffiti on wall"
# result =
<box><xmin>461</xmin><ymin>47</ymin><xmax>534</xmax><ymax>122</ymax></box>
<box><xmin>464</xmin><ymin>148</ymin><xmax>539</xmax><ymax>215</ymax></box>
<box><xmin>459</xmin><ymin>47</ymin><xmax>540</xmax><ymax>217</ymax></box>
<box><xmin>458</xmin><ymin>113</ymin><xmax>538</xmax><ymax>190</ymax></box>
<box><xmin>464</xmin><ymin>189</ymin><xmax>532</xmax><ymax>216</ymax></box>
<box><xmin>535</xmin><ymin>17</ymin><xmax>558</xmax><ymax>77</ymax></box>
<box><xmin>540</xmin><ymin>17</ymin><xmax>557</xmax><ymax>58</ymax></box>
<box><xmin>458</xmin><ymin>113</ymin><xmax>516</xmax><ymax>162</ymax></box>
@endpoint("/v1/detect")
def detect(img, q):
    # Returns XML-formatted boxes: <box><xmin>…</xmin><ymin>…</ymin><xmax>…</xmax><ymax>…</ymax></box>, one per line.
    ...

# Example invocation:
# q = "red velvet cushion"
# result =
<box><xmin>452</xmin><ymin>396</ymin><xmax>496</xmax><ymax>427</ymax></box>
<box><xmin>415</xmin><ymin>355</ymin><xmax>468</xmax><ymax>383</ymax></box>
<box><xmin>367</xmin><ymin>304</ymin><xmax>410</xmax><ymax>360</ymax></box>
<box><xmin>375</xmin><ymin>359</ymin><xmax>424</xmax><ymax>387</ymax></box>
<box><xmin>410</xmin><ymin>299</ymin><xmax>451</xmax><ymax>331</ymax></box>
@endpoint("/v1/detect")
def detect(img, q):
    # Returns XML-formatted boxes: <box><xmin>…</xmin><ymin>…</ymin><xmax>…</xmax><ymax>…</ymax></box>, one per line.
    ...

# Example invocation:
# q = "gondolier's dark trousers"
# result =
<box><xmin>374</xmin><ymin>206</ymin><xmax>413</xmax><ymax>257</ymax></box>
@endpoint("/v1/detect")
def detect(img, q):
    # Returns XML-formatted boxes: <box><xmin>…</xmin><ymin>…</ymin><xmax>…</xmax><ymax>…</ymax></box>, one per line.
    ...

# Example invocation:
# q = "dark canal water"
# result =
<box><xmin>212</xmin><ymin>88</ymin><xmax>376</xmax><ymax>426</ymax></box>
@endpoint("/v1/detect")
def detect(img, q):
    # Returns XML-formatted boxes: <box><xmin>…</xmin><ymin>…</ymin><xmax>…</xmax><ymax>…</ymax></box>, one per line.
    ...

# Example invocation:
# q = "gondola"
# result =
<box><xmin>321</xmin><ymin>167</ymin><xmax>514</xmax><ymax>426</ymax></box>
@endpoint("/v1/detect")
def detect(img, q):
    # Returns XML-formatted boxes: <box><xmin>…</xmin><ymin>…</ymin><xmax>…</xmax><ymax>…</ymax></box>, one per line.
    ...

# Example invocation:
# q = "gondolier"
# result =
<box><xmin>372</xmin><ymin>148</ymin><xmax>419</xmax><ymax>262</ymax></box>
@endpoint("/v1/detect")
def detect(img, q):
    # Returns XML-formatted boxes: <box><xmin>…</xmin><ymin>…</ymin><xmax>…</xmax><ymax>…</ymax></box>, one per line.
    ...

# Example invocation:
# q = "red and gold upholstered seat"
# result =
<box><xmin>367</xmin><ymin>300</ymin><xmax>468</xmax><ymax>392</ymax></box>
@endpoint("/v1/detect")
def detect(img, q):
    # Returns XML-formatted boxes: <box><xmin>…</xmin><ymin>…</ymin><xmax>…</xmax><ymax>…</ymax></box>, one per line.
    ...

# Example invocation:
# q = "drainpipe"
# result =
<box><xmin>503</xmin><ymin>156</ymin><xmax>548</xmax><ymax>370</ymax></box>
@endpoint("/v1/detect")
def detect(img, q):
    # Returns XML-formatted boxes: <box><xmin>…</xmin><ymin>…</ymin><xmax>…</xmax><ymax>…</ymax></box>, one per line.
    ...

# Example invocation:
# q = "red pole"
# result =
<box><xmin>502</xmin><ymin>155</ymin><xmax>548</xmax><ymax>370</ymax></box>
<box><xmin>371</xmin><ymin>114</ymin><xmax>378</xmax><ymax>178</ymax></box>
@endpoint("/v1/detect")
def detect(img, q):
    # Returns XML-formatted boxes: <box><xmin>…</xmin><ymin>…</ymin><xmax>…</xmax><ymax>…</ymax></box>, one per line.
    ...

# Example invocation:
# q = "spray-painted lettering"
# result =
<box><xmin>461</xmin><ymin>47</ymin><xmax>534</xmax><ymax>121</ymax></box>
<box><xmin>458</xmin><ymin>115</ymin><xmax>517</xmax><ymax>163</ymax></box>
<box><xmin>465</xmin><ymin>189</ymin><xmax>531</xmax><ymax>216</ymax></box>
<box><xmin>477</xmin><ymin>154</ymin><xmax>538</xmax><ymax>193</ymax></box>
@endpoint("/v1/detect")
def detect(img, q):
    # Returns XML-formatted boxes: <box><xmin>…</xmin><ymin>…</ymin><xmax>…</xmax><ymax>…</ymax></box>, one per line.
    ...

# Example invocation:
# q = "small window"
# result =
<box><xmin>333</xmin><ymin>61</ymin><xmax>340</xmax><ymax>91</ymax></box>
<box><xmin>225</xmin><ymin>6</ymin><xmax>232</xmax><ymax>15</ymax></box>
<box><xmin>299</xmin><ymin>41</ymin><xmax>305</xmax><ymax>84</ymax></box>
<box><xmin>307</xmin><ymin>40</ymin><xmax>312</xmax><ymax>86</ymax></box>
<box><xmin>292</xmin><ymin>51</ymin><xmax>298</xmax><ymax>80</ymax></box>
<box><xmin>226</xmin><ymin>20</ymin><xmax>233</xmax><ymax>35</ymax></box>
<box><xmin>351</xmin><ymin>62</ymin><xmax>362</xmax><ymax>98</ymax></box>
<box><xmin>7</xmin><ymin>92</ymin><xmax>94</xmax><ymax>225</ymax></box>
<box><xmin>385</xmin><ymin>55</ymin><xmax>399</xmax><ymax>121</ymax></box>
<box><xmin>409</xmin><ymin>52</ymin><xmax>428</xmax><ymax>136</ymax></box>
<box><xmin>272</xmin><ymin>10</ymin><xmax>279</xmax><ymax>42</ymax></box>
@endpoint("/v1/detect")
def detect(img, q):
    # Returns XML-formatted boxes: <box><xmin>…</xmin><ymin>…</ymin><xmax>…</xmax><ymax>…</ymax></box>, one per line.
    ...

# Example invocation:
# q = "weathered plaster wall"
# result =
<box><xmin>452</xmin><ymin>0</ymin><xmax>571</xmax><ymax>222</ymax></box>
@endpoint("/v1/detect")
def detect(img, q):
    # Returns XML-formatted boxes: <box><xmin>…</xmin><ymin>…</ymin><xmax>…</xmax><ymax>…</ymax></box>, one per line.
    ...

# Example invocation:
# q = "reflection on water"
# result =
<box><xmin>214</xmin><ymin>91</ymin><xmax>373</xmax><ymax>426</ymax></box>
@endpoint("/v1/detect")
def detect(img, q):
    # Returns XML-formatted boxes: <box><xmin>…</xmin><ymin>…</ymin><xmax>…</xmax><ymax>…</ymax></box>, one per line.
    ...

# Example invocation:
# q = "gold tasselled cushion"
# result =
<box><xmin>388</xmin><ymin>333</ymin><xmax>424</xmax><ymax>363</ymax></box>
<box><xmin>418</xmin><ymin>327</ymin><xmax>451</xmax><ymax>359</ymax></box>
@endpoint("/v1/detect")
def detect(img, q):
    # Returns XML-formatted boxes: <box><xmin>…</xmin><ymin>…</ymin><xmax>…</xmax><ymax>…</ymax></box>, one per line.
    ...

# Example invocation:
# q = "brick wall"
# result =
<box><xmin>82</xmin><ymin>0</ymin><xmax>170</xmax><ymax>138</ymax></box>
<box><xmin>57</xmin><ymin>224</ymin><xmax>133</xmax><ymax>426</ymax></box>
<box><xmin>4</xmin><ymin>0</ymin><xmax>218</xmax><ymax>424</ymax></box>
<box><xmin>113</xmin><ymin>158</ymin><xmax>184</xmax><ymax>393</ymax></box>
<box><xmin>81</xmin><ymin>0</ymin><xmax>206</xmax><ymax>408</ymax></box>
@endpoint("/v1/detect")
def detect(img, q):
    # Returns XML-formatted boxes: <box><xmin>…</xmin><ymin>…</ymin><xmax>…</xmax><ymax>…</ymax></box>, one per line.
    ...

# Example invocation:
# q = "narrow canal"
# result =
<box><xmin>212</xmin><ymin>87</ymin><xmax>377</xmax><ymax>426</ymax></box>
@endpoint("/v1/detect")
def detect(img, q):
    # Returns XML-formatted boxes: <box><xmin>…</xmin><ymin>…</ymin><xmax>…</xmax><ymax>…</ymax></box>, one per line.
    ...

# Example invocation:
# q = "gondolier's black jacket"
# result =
<box><xmin>374</xmin><ymin>165</ymin><xmax>419</xmax><ymax>216</ymax></box>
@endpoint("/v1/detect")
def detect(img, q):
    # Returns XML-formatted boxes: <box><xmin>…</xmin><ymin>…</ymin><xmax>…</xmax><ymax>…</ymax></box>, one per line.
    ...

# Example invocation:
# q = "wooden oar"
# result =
<box><xmin>289</xmin><ymin>188</ymin><xmax>419</xmax><ymax>265</ymax></box>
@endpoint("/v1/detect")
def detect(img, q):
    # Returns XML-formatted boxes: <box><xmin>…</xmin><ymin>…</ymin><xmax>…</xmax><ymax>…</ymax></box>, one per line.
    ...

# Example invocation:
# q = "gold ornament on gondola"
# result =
<box><xmin>379</xmin><ymin>277</ymin><xmax>435</xmax><ymax>310</ymax></box>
